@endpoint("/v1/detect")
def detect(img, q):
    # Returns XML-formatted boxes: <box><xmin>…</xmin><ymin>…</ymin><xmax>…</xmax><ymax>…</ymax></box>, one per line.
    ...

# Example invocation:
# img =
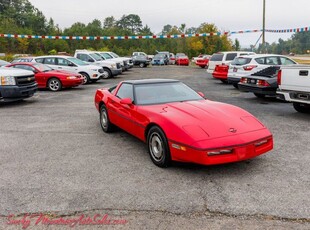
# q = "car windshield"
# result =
<box><xmin>231</xmin><ymin>57</ymin><xmax>252</xmax><ymax>66</ymax></box>
<box><xmin>110</xmin><ymin>52</ymin><xmax>120</xmax><ymax>58</ymax></box>
<box><xmin>33</xmin><ymin>63</ymin><xmax>53</xmax><ymax>72</ymax></box>
<box><xmin>210</xmin><ymin>54</ymin><xmax>224</xmax><ymax>61</ymax></box>
<box><xmin>100</xmin><ymin>53</ymin><xmax>113</xmax><ymax>59</ymax></box>
<box><xmin>90</xmin><ymin>53</ymin><xmax>103</xmax><ymax>61</ymax></box>
<box><xmin>67</xmin><ymin>57</ymin><xmax>89</xmax><ymax>66</ymax></box>
<box><xmin>134</xmin><ymin>82</ymin><xmax>203</xmax><ymax>105</ymax></box>
<box><xmin>154</xmin><ymin>54</ymin><xmax>165</xmax><ymax>59</ymax></box>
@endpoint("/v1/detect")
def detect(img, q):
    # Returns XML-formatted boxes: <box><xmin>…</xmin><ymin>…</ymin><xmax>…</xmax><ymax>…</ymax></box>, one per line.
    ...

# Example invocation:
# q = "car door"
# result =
<box><xmin>56</xmin><ymin>58</ymin><xmax>79</xmax><ymax>73</ymax></box>
<box><xmin>107</xmin><ymin>83</ymin><xmax>136</xmax><ymax>134</ymax></box>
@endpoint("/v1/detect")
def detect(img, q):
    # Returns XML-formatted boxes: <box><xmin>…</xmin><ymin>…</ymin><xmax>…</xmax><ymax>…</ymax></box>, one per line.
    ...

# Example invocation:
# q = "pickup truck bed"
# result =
<box><xmin>277</xmin><ymin>65</ymin><xmax>310</xmax><ymax>113</ymax></box>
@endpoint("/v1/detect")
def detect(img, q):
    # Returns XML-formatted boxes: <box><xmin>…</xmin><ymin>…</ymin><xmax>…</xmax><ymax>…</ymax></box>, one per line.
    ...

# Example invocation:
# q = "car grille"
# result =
<box><xmin>116</xmin><ymin>63</ymin><xmax>121</xmax><ymax>69</ymax></box>
<box><xmin>123</xmin><ymin>61</ymin><xmax>128</xmax><ymax>66</ymax></box>
<box><xmin>98</xmin><ymin>69</ymin><xmax>104</xmax><ymax>73</ymax></box>
<box><xmin>15</xmin><ymin>74</ymin><xmax>36</xmax><ymax>86</ymax></box>
<box><xmin>129</xmin><ymin>59</ymin><xmax>133</xmax><ymax>64</ymax></box>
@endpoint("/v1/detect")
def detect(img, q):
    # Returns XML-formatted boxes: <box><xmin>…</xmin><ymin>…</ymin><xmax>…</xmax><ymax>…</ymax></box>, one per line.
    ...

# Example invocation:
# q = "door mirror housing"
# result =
<box><xmin>198</xmin><ymin>92</ymin><xmax>205</xmax><ymax>98</ymax></box>
<box><xmin>120</xmin><ymin>98</ymin><xmax>133</xmax><ymax>105</ymax></box>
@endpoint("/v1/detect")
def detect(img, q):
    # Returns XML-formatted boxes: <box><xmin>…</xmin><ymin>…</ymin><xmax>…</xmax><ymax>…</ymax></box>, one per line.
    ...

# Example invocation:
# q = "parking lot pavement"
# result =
<box><xmin>0</xmin><ymin>66</ymin><xmax>309</xmax><ymax>229</ymax></box>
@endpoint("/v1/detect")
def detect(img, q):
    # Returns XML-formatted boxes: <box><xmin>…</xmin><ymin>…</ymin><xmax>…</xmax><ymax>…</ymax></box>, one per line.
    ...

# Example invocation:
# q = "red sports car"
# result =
<box><xmin>94</xmin><ymin>79</ymin><xmax>273</xmax><ymax>167</ymax></box>
<box><xmin>7</xmin><ymin>62</ymin><xmax>83</xmax><ymax>91</ymax></box>
<box><xmin>212</xmin><ymin>64</ymin><xmax>229</xmax><ymax>83</ymax></box>
<box><xmin>195</xmin><ymin>55</ymin><xmax>210</xmax><ymax>68</ymax></box>
<box><xmin>175</xmin><ymin>53</ymin><xmax>189</xmax><ymax>66</ymax></box>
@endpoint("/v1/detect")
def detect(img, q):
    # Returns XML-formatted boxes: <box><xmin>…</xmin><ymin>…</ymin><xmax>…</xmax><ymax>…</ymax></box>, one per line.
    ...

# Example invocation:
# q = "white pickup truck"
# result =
<box><xmin>277</xmin><ymin>65</ymin><xmax>310</xmax><ymax>113</ymax></box>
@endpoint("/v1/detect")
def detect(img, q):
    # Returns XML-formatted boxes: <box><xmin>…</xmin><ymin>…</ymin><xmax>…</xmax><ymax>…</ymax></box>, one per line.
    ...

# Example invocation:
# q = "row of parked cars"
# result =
<box><xmin>0</xmin><ymin>50</ymin><xmax>136</xmax><ymax>102</ymax></box>
<box><xmin>205</xmin><ymin>51</ymin><xmax>310</xmax><ymax>113</ymax></box>
<box><xmin>150</xmin><ymin>52</ymin><xmax>190</xmax><ymax>66</ymax></box>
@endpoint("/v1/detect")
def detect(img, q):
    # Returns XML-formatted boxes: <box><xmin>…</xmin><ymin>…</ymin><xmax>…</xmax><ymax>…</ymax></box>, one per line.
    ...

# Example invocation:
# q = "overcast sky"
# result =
<box><xmin>28</xmin><ymin>0</ymin><xmax>310</xmax><ymax>48</ymax></box>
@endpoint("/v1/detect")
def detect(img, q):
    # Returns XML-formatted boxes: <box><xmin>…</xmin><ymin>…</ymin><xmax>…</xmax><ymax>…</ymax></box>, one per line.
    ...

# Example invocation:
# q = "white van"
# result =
<box><xmin>207</xmin><ymin>51</ymin><xmax>255</xmax><ymax>74</ymax></box>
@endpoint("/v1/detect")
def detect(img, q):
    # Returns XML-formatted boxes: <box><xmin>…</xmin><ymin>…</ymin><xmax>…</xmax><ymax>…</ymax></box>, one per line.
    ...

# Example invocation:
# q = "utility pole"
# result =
<box><xmin>262</xmin><ymin>0</ymin><xmax>266</xmax><ymax>53</ymax></box>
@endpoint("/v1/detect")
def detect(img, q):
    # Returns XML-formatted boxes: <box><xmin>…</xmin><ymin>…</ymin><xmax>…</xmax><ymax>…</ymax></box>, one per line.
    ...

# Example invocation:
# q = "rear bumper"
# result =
<box><xmin>212</xmin><ymin>71</ymin><xmax>227</xmax><ymax>80</ymax></box>
<box><xmin>0</xmin><ymin>83</ymin><xmax>38</xmax><ymax>102</ymax></box>
<box><xmin>277</xmin><ymin>89</ymin><xmax>310</xmax><ymax>104</ymax></box>
<box><xmin>238</xmin><ymin>83</ymin><xmax>277</xmax><ymax>95</ymax></box>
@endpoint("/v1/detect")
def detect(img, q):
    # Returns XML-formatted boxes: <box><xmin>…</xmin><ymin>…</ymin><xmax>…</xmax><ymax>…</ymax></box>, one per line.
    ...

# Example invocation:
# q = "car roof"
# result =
<box><xmin>236</xmin><ymin>54</ymin><xmax>289</xmax><ymax>59</ymax></box>
<box><xmin>122</xmin><ymin>79</ymin><xmax>180</xmax><ymax>85</ymax></box>
<box><xmin>35</xmin><ymin>55</ymin><xmax>74</xmax><ymax>58</ymax></box>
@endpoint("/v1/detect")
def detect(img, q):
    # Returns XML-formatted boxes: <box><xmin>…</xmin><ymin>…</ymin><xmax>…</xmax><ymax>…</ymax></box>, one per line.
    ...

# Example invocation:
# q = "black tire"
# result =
<box><xmin>102</xmin><ymin>68</ymin><xmax>112</xmax><ymax>79</ymax></box>
<box><xmin>233</xmin><ymin>83</ymin><xmax>239</xmax><ymax>89</ymax></box>
<box><xmin>254</xmin><ymin>93</ymin><xmax>266</xmax><ymax>98</ymax></box>
<box><xmin>47</xmin><ymin>78</ymin><xmax>62</xmax><ymax>91</ymax></box>
<box><xmin>147</xmin><ymin>126</ymin><xmax>171</xmax><ymax>168</ymax></box>
<box><xmin>139</xmin><ymin>62</ymin><xmax>145</xmax><ymax>68</ymax></box>
<box><xmin>99</xmin><ymin>105</ymin><xmax>115</xmax><ymax>133</ymax></box>
<box><xmin>220</xmin><ymin>80</ymin><xmax>228</xmax><ymax>84</ymax></box>
<box><xmin>80</xmin><ymin>72</ymin><xmax>90</xmax><ymax>84</ymax></box>
<box><xmin>293</xmin><ymin>102</ymin><xmax>310</xmax><ymax>113</ymax></box>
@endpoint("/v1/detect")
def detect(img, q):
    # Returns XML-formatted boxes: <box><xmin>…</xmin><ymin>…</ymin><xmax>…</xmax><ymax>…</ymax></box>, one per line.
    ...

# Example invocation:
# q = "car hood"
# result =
<box><xmin>141</xmin><ymin>100</ymin><xmax>266</xmax><ymax>141</ymax></box>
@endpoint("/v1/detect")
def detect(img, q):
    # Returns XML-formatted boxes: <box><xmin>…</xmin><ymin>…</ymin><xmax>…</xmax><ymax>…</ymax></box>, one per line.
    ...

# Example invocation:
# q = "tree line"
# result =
<box><xmin>0</xmin><ymin>0</ymin><xmax>309</xmax><ymax>59</ymax></box>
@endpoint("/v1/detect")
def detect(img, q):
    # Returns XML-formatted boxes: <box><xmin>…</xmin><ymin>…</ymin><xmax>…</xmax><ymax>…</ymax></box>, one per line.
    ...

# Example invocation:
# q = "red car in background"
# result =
<box><xmin>95</xmin><ymin>79</ymin><xmax>273</xmax><ymax>168</ymax></box>
<box><xmin>212</xmin><ymin>64</ymin><xmax>229</xmax><ymax>83</ymax></box>
<box><xmin>175</xmin><ymin>53</ymin><xmax>189</xmax><ymax>66</ymax></box>
<box><xmin>195</xmin><ymin>55</ymin><xmax>210</xmax><ymax>68</ymax></box>
<box><xmin>7</xmin><ymin>62</ymin><xmax>83</xmax><ymax>91</ymax></box>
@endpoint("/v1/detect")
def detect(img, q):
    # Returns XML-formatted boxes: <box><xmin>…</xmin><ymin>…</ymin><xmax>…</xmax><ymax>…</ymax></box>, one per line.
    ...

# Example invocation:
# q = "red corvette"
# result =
<box><xmin>7</xmin><ymin>62</ymin><xmax>83</xmax><ymax>91</ymax></box>
<box><xmin>212</xmin><ymin>64</ymin><xmax>229</xmax><ymax>83</ymax></box>
<box><xmin>94</xmin><ymin>79</ymin><xmax>273</xmax><ymax>167</ymax></box>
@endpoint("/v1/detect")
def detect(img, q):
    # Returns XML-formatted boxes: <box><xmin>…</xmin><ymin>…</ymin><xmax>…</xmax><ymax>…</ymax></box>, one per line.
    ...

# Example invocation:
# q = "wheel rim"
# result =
<box><xmin>81</xmin><ymin>74</ymin><xmax>88</xmax><ymax>84</ymax></box>
<box><xmin>149</xmin><ymin>133</ymin><xmax>164</xmax><ymax>162</ymax></box>
<box><xmin>101</xmin><ymin>109</ymin><xmax>107</xmax><ymax>130</ymax></box>
<box><xmin>49</xmin><ymin>80</ymin><xmax>60</xmax><ymax>91</ymax></box>
<box><xmin>102</xmin><ymin>69</ymin><xmax>110</xmax><ymax>79</ymax></box>
<box><xmin>139</xmin><ymin>63</ymin><xmax>144</xmax><ymax>68</ymax></box>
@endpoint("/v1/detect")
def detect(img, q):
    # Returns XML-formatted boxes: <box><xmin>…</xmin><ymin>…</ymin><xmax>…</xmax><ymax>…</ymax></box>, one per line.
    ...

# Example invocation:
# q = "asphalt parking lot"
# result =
<box><xmin>0</xmin><ymin>65</ymin><xmax>309</xmax><ymax>229</ymax></box>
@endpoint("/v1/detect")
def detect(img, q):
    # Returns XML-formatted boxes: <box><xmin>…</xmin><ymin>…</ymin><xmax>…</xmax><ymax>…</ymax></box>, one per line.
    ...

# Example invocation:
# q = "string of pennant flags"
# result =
<box><xmin>0</xmin><ymin>26</ymin><xmax>308</xmax><ymax>41</ymax></box>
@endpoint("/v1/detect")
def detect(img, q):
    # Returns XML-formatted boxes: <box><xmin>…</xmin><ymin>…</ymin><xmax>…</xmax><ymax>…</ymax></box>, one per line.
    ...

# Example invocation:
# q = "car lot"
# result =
<box><xmin>0</xmin><ymin>66</ymin><xmax>309</xmax><ymax>229</ymax></box>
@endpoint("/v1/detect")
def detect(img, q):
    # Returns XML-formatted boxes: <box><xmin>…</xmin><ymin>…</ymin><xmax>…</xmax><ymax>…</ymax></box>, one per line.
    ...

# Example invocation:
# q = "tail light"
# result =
<box><xmin>240</xmin><ymin>77</ymin><xmax>248</xmax><ymax>83</ymax></box>
<box><xmin>243</xmin><ymin>65</ymin><xmax>257</xmax><ymax>71</ymax></box>
<box><xmin>277</xmin><ymin>70</ymin><xmax>282</xmax><ymax>85</ymax></box>
<box><xmin>256</xmin><ymin>80</ymin><xmax>270</xmax><ymax>87</ymax></box>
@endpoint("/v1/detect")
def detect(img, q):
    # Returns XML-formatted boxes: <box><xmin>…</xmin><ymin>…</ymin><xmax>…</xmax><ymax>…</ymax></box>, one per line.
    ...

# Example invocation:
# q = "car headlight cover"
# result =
<box><xmin>1</xmin><ymin>76</ymin><xmax>16</xmax><ymax>86</ymax></box>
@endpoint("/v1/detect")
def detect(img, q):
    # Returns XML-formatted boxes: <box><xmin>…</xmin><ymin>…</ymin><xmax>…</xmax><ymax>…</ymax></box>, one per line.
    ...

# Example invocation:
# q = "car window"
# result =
<box><xmin>43</xmin><ymin>57</ymin><xmax>56</xmax><ymax>65</ymax></box>
<box><xmin>77</xmin><ymin>54</ymin><xmax>93</xmax><ymax>62</ymax></box>
<box><xmin>225</xmin><ymin>53</ymin><xmax>237</xmax><ymax>61</ymax></box>
<box><xmin>231</xmin><ymin>57</ymin><xmax>252</xmax><ymax>65</ymax></box>
<box><xmin>116</xmin><ymin>83</ymin><xmax>134</xmax><ymax>101</ymax></box>
<box><xmin>57</xmin><ymin>58</ymin><xmax>71</xmax><ymax>66</ymax></box>
<box><xmin>266</xmin><ymin>57</ymin><xmax>280</xmax><ymax>65</ymax></box>
<box><xmin>14</xmin><ymin>65</ymin><xmax>35</xmax><ymax>72</ymax></box>
<box><xmin>210</xmin><ymin>54</ymin><xmax>224</xmax><ymax>61</ymax></box>
<box><xmin>280</xmin><ymin>57</ymin><xmax>296</xmax><ymax>65</ymax></box>
<box><xmin>35</xmin><ymin>58</ymin><xmax>44</xmax><ymax>63</ymax></box>
<box><xmin>255</xmin><ymin>57</ymin><xmax>265</xmax><ymax>64</ymax></box>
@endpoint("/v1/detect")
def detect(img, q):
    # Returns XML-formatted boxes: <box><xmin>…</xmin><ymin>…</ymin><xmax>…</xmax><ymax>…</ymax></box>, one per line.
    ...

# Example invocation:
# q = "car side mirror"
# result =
<box><xmin>198</xmin><ymin>92</ymin><xmax>205</xmax><ymax>98</ymax></box>
<box><xmin>120</xmin><ymin>98</ymin><xmax>133</xmax><ymax>106</ymax></box>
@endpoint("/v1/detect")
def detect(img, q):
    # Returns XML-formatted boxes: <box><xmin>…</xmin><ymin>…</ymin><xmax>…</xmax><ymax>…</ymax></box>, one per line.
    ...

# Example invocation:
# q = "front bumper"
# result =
<box><xmin>169</xmin><ymin>130</ymin><xmax>273</xmax><ymax>165</ymax></box>
<box><xmin>61</xmin><ymin>79</ymin><xmax>83</xmax><ymax>88</ymax></box>
<box><xmin>0</xmin><ymin>83</ymin><xmax>38</xmax><ymax>102</ymax></box>
<box><xmin>112</xmin><ymin>69</ymin><xmax>122</xmax><ymax>76</ymax></box>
